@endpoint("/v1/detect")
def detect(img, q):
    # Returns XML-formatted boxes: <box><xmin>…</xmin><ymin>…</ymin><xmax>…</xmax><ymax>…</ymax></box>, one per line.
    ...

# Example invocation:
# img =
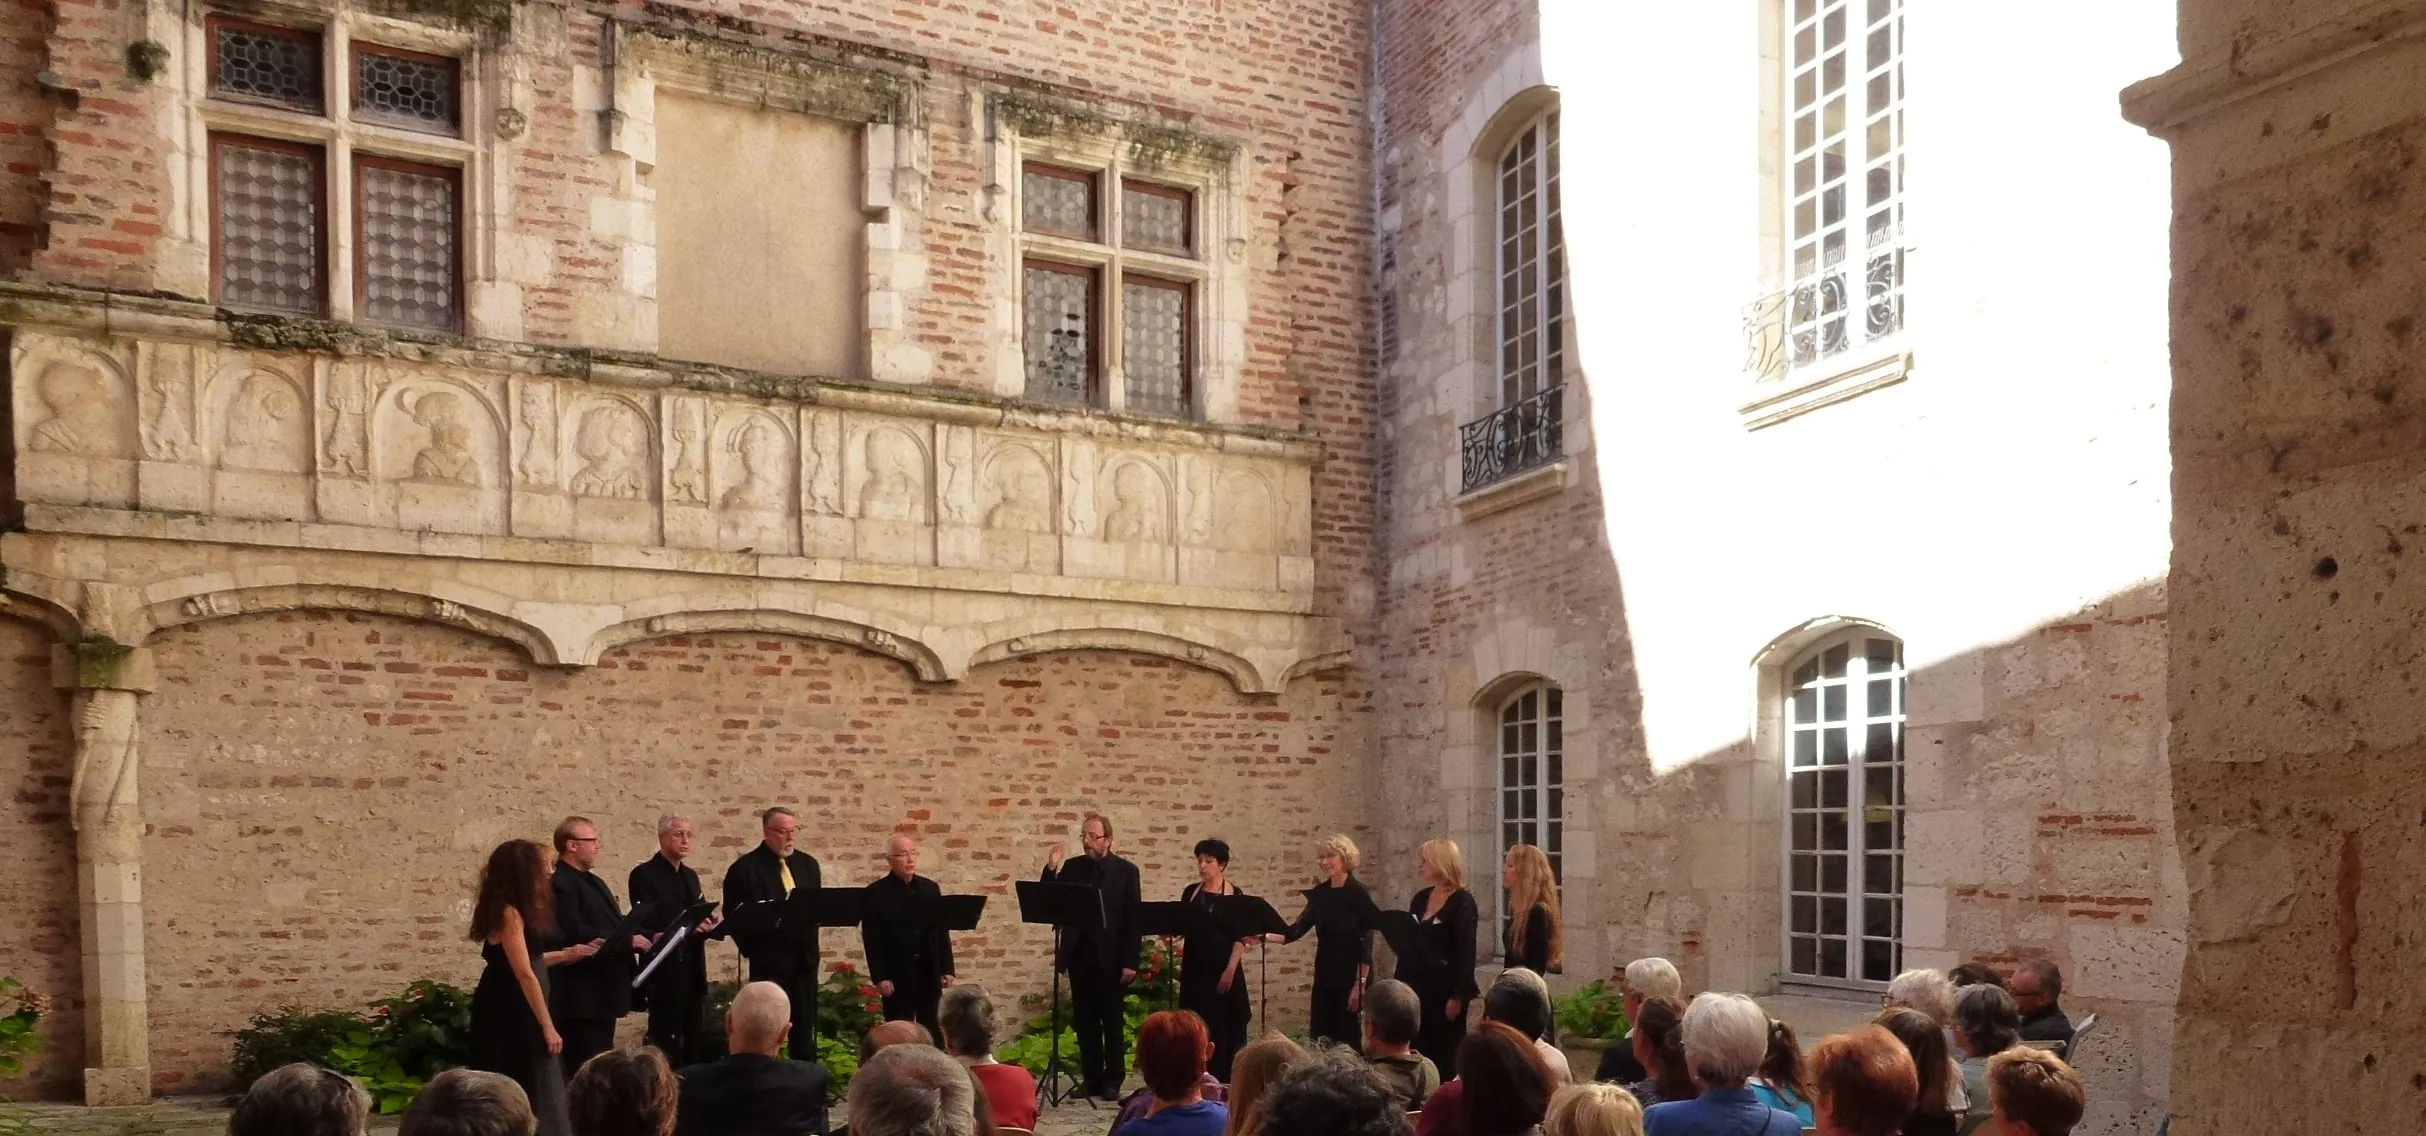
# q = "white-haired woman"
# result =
<box><xmin>1640</xmin><ymin>993</ymin><xmax>1804</xmax><ymax>1136</ymax></box>
<box><xmin>1271</xmin><ymin>833</ymin><xmax>1377</xmax><ymax>1047</ymax></box>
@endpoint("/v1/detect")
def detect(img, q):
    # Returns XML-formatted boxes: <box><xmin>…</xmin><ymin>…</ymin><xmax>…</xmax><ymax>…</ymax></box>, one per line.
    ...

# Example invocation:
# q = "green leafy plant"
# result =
<box><xmin>230</xmin><ymin>1008</ymin><xmax>378</xmax><ymax>1088</ymax></box>
<box><xmin>227</xmin><ymin>981</ymin><xmax>476</xmax><ymax>1113</ymax></box>
<box><xmin>1553</xmin><ymin>980</ymin><xmax>1628</xmax><ymax>1042</ymax></box>
<box><xmin>818</xmin><ymin>961</ymin><xmax>886</xmax><ymax>1047</ymax></box>
<box><xmin>325</xmin><ymin>1029</ymin><xmax>425</xmax><ymax>1115</ymax></box>
<box><xmin>0</xmin><ymin>978</ymin><xmax>47</xmax><ymax>1136</ymax></box>
<box><xmin>813</xmin><ymin>1034</ymin><xmax>858</xmax><ymax>1101</ymax></box>
<box><xmin>368</xmin><ymin>980</ymin><xmax>475</xmax><ymax>1079</ymax></box>
<box><xmin>995</xmin><ymin>940</ymin><xmax>1180</xmax><ymax>1077</ymax></box>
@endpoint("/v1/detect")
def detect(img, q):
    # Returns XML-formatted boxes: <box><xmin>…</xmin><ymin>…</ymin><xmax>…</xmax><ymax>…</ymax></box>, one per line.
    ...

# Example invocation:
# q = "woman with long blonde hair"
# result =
<box><xmin>1394</xmin><ymin>837</ymin><xmax>1479</xmax><ymax>1076</ymax></box>
<box><xmin>1545</xmin><ymin>1082</ymin><xmax>1646</xmax><ymax>1136</ymax></box>
<box><xmin>1223</xmin><ymin>1034</ymin><xmax>1305</xmax><ymax>1136</ymax></box>
<box><xmin>1500</xmin><ymin>843</ymin><xmax>1564</xmax><ymax>975</ymax></box>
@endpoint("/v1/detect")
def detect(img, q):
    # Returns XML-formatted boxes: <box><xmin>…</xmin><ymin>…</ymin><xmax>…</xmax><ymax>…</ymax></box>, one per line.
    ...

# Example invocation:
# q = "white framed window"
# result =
<box><xmin>1782</xmin><ymin>631</ymin><xmax>1905</xmax><ymax>986</ymax></box>
<box><xmin>1497</xmin><ymin>681</ymin><xmax>1564</xmax><ymax>881</ymax></box>
<box><xmin>1495</xmin><ymin>112</ymin><xmax>1564</xmax><ymax>410</ymax></box>
<box><xmin>1014</xmin><ymin>161</ymin><xmax>1205</xmax><ymax>419</ymax></box>
<box><xmin>1783</xmin><ymin>0</ymin><xmax>1903</xmax><ymax>371</ymax></box>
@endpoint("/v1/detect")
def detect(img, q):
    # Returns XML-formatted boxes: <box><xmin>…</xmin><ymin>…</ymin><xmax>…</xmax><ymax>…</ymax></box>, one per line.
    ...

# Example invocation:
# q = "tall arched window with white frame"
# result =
<box><xmin>1461</xmin><ymin>110</ymin><xmax>1566</xmax><ymax>493</ymax></box>
<box><xmin>1498</xmin><ymin>681</ymin><xmax>1564</xmax><ymax>882</ymax></box>
<box><xmin>1782</xmin><ymin>631</ymin><xmax>1905</xmax><ymax>985</ymax></box>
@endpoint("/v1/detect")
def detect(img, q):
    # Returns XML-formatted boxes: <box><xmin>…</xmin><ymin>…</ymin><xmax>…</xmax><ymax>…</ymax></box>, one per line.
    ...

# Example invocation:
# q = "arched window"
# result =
<box><xmin>1783</xmin><ymin>631</ymin><xmax>1904</xmax><ymax>985</ymax></box>
<box><xmin>1498</xmin><ymin>681</ymin><xmax>1564</xmax><ymax>881</ymax></box>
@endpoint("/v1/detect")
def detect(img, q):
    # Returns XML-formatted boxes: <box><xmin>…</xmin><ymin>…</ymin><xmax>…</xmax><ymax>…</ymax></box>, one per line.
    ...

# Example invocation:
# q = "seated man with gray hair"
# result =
<box><xmin>1361</xmin><ymin>978</ymin><xmax>1439</xmax><ymax>1111</ymax></box>
<box><xmin>676</xmin><ymin>980</ymin><xmax>832</xmax><ymax>1136</ymax></box>
<box><xmin>848</xmin><ymin>1042</ymin><xmax>978</xmax><ymax>1136</ymax></box>
<box><xmin>1593</xmin><ymin>956</ymin><xmax>1681</xmax><ymax>1085</ymax></box>
<box><xmin>1641</xmin><ymin>992</ymin><xmax>1802</xmax><ymax>1136</ymax></box>
<box><xmin>230</xmin><ymin>1063</ymin><xmax>371</xmax><ymax>1136</ymax></box>
<box><xmin>399</xmin><ymin>1069</ymin><xmax>536</xmax><ymax>1136</ymax></box>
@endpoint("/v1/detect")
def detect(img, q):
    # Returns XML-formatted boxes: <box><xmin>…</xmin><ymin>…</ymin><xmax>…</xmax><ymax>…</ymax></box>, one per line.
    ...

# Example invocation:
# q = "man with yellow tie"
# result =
<box><xmin>720</xmin><ymin>806</ymin><xmax>824</xmax><ymax>1060</ymax></box>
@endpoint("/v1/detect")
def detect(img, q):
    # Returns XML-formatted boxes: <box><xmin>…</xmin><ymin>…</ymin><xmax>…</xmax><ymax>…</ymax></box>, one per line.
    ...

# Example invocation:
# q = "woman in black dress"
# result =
<box><xmin>1177</xmin><ymin>837</ymin><xmax>1253</xmax><ymax>1082</ymax></box>
<box><xmin>1271</xmin><ymin>833</ymin><xmax>1374</xmax><ymax>1048</ymax></box>
<box><xmin>1499</xmin><ymin>842</ymin><xmax>1563</xmax><ymax>976</ymax></box>
<box><xmin>467</xmin><ymin>838</ymin><xmax>579</xmax><ymax>1136</ymax></box>
<box><xmin>1395</xmin><ymin>837</ymin><xmax>1477</xmax><ymax>1075</ymax></box>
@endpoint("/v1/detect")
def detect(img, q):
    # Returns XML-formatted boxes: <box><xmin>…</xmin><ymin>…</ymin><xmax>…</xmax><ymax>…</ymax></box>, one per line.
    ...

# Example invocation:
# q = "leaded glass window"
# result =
<box><xmin>1122</xmin><ymin>180</ymin><xmax>1193</xmax><ymax>256</ymax></box>
<box><xmin>1022</xmin><ymin>165</ymin><xmax>1098</xmax><ymax>240</ymax></box>
<box><xmin>210</xmin><ymin>18</ymin><xmax>324</xmax><ymax>112</ymax></box>
<box><xmin>1784</xmin><ymin>632</ymin><xmax>1905</xmax><ymax>985</ymax></box>
<box><xmin>1023</xmin><ymin>261</ymin><xmax>1097</xmax><ymax>405</ymax></box>
<box><xmin>1016</xmin><ymin>159</ymin><xmax>1200</xmax><ymax>417</ymax></box>
<box><xmin>213</xmin><ymin>136</ymin><xmax>324</xmax><ymax>315</ymax></box>
<box><xmin>1122</xmin><ymin>278</ymin><xmax>1190</xmax><ymax>417</ymax></box>
<box><xmin>1499</xmin><ymin>683</ymin><xmax>1564</xmax><ymax>882</ymax></box>
<box><xmin>356</xmin><ymin>158</ymin><xmax>459</xmax><ymax>331</ymax></box>
<box><xmin>1785</xmin><ymin>0</ymin><xmax>1904</xmax><ymax>370</ymax></box>
<box><xmin>354</xmin><ymin>46</ymin><xmax>460</xmax><ymax>136</ymax></box>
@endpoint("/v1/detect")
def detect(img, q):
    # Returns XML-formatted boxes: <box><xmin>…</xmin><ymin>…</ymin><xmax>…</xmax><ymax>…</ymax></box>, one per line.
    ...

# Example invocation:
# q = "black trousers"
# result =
<box><xmin>1411</xmin><ymin>983</ymin><xmax>1469</xmax><ymax>1078</ymax></box>
<box><xmin>1309</xmin><ymin>976</ymin><xmax>1361</xmax><ymax>1051</ymax></box>
<box><xmin>1068</xmin><ymin>955</ymin><xmax>1127</xmax><ymax>1095</ymax></box>
<box><xmin>643</xmin><ymin>984</ymin><xmax>708</xmax><ymax>1069</ymax></box>
<box><xmin>557</xmin><ymin>1017</ymin><xmax>617</xmax><ymax>1082</ymax></box>
<box><xmin>881</xmin><ymin>976</ymin><xmax>942</xmax><ymax>1039</ymax></box>
<box><xmin>750</xmin><ymin>959</ymin><xmax>820</xmax><ymax>1059</ymax></box>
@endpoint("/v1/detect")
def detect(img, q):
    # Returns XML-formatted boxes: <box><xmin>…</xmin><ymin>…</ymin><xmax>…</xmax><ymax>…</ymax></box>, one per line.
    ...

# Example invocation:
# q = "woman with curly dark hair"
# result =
<box><xmin>468</xmin><ymin>838</ymin><xmax>575</xmax><ymax>1136</ymax></box>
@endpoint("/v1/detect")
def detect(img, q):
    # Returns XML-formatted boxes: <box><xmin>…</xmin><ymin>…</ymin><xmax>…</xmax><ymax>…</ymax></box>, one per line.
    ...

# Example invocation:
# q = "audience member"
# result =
<box><xmin>1746</xmin><ymin>1018</ymin><xmax>1813</xmax><ymax>1125</ymax></box>
<box><xmin>1593</xmin><ymin>959</ymin><xmax>1680</xmax><ymax>1085</ymax></box>
<box><xmin>940</xmin><ymin>987</ymin><xmax>1037</xmax><ymax>1132</ymax></box>
<box><xmin>231</xmin><ymin>1063</ymin><xmax>372</xmax><ymax>1136</ymax></box>
<box><xmin>1258</xmin><ymin>1044</ymin><xmax>1413</xmax><ymax>1136</ymax></box>
<box><xmin>1486</xmin><ymin>969</ymin><xmax>1570</xmax><ymax>1084</ymax></box>
<box><xmin>1952</xmin><ymin>985</ymin><xmax>2021</xmax><ymax>1136</ymax></box>
<box><xmin>1872</xmin><ymin>1008</ymin><xmax>1961</xmax><ymax>1136</ymax></box>
<box><xmin>1984</xmin><ymin>1049</ymin><xmax>2084</xmax><ymax>1136</ymax></box>
<box><xmin>864</xmin><ymin>1019</ymin><xmax>936</xmax><ymax>1062</ymax></box>
<box><xmin>1947</xmin><ymin>964</ymin><xmax>2006</xmax><ymax>992</ymax></box>
<box><xmin>569</xmin><ymin>1048</ymin><xmax>678</xmax><ymax>1136</ymax></box>
<box><xmin>401</xmin><ymin>1069</ymin><xmax>538</xmax><ymax>1136</ymax></box>
<box><xmin>849</xmin><ymin>1043</ymin><xmax>978</xmax><ymax>1136</ymax></box>
<box><xmin>1109</xmin><ymin>1069</ymin><xmax>1227</xmax><ymax>1136</ymax></box>
<box><xmin>2005</xmin><ymin>962</ymin><xmax>2073</xmax><ymax>1049</ymax></box>
<box><xmin>1365</xmin><ymin>979</ymin><xmax>1442</xmax><ymax>1112</ymax></box>
<box><xmin>1809</xmin><ymin>1027</ymin><xmax>1917</xmax><ymax>1136</ymax></box>
<box><xmin>675</xmin><ymin>981</ymin><xmax>830</xmax><ymax>1136</ymax></box>
<box><xmin>1621</xmin><ymin>997</ymin><xmax>1692</xmax><ymax>1108</ymax></box>
<box><xmin>1543</xmin><ymin>1083</ymin><xmax>1644</xmax><ymax>1136</ymax></box>
<box><xmin>1116</xmin><ymin>1011</ymin><xmax>1230</xmax><ymax>1136</ymax></box>
<box><xmin>1226</xmin><ymin>1035</ymin><xmax>1307</xmax><ymax>1136</ymax></box>
<box><xmin>1458</xmin><ymin>1021</ymin><xmax>1554</xmax><ymax>1136</ymax></box>
<box><xmin>1883</xmin><ymin>970</ymin><xmax>1957</xmax><ymax>1025</ymax></box>
<box><xmin>1641</xmin><ymin>993</ymin><xmax>1799</xmax><ymax>1136</ymax></box>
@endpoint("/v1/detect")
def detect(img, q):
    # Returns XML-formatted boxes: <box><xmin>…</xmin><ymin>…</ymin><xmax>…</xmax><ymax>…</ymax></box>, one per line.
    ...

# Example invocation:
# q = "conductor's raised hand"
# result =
<box><xmin>1047</xmin><ymin>841</ymin><xmax>1067</xmax><ymax>871</ymax></box>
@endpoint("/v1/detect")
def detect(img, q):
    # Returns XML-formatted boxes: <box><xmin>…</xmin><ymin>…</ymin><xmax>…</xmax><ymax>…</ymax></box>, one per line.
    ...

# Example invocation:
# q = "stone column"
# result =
<box><xmin>54</xmin><ymin>641</ymin><xmax>155</xmax><ymax>1106</ymax></box>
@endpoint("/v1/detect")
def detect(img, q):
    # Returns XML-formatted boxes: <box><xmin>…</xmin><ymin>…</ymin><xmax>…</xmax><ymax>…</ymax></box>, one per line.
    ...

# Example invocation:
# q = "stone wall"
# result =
<box><xmin>133</xmin><ymin>610</ymin><xmax>1369</xmax><ymax>1091</ymax></box>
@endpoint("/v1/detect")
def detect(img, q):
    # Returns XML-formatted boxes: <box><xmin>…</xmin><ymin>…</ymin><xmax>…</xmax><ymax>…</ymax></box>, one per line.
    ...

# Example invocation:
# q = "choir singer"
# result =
<box><xmin>860</xmin><ymin>833</ymin><xmax>957</xmax><ymax>1035</ymax></box>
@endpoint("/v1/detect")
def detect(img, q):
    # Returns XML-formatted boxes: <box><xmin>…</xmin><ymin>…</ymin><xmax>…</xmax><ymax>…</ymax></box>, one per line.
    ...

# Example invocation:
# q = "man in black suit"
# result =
<box><xmin>861</xmin><ymin>834</ymin><xmax>956</xmax><ymax>1036</ymax></box>
<box><xmin>722</xmin><ymin>806</ymin><xmax>823</xmax><ymax>1057</ymax></box>
<box><xmin>549</xmin><ymin>816</ymin><xmax>648</xmax><ymax>1079</ymax></box>
<box><xmin>674</xmin><ymin>980</ymin><xmax>829</xmax><ymax>1136</ymax></box>
<box><xmin>631</xmin><ymin>813</ymin><xmax>721</xmax><ymax>1068</ymax></box>
<box><xmin>1041</xmin><ymin>812</ymin><xmax>1140</xmax><ymax>1101</ymax></box>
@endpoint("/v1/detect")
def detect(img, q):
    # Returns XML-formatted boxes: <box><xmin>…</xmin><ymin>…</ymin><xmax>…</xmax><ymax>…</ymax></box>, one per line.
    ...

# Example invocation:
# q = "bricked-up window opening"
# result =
<box><xmin>353</xmin><ymin>45</ymin><xmax>460</xmax><ymax>136</ymax></box>
<box><xmin>1784</xmin><ymin>0</ymin><xmax>1905</xmax><ymax>371</ymax></box>
<box><xmin>1784</xmin><ymin>632</ymin><xmax>1905</xmax><ymax>986</ymax></box>
<box><xmin>1122</xmin><ymin>277</ymin><xmax>1192</xmax><ymax>418</ymax></box>
<box><xmin>355</xmin><ymin>157</ymin><xmax>460</xmax><ymax>331</ymax></box>
<box><xmin>1016</xmin><ymin>160</ymin><xmax>1202</xmax><ymax>417</ymax></box>
<box><xmin>1024</xmin><ymin>260</ymin><xmax>1099</xmax><ymax>406</ymax></box>
<box><xmin>1496</xmin><ymin>113</ymin><xmax>1563</xmax><ymax>409</ymax></box>
<box><xmin>209</xmin><ymin>17</ymin><xmax>324</xmax><ymax>113</ymax></box>
<box><xmin>1499</xmin><ymin>683</ymin><xmax>1565</xmax><ymax>885</ymax></box>
<box><xmin>211</xmin><ymin>134</ymin><xmax>327</xmax><ymax>316</ymax></box>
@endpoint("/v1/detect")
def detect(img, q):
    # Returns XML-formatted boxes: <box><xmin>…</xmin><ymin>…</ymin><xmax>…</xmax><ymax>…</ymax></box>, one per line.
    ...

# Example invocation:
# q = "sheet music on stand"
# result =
<box><xmin>632</xmin><ymin>901</ymin><xmax>718</xmax><ymax>990</ymax></box>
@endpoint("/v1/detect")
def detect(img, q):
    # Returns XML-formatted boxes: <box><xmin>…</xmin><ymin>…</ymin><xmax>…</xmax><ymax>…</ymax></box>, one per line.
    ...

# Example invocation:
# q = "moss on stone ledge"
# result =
<box><xmin>363</xmin><ymin>0</ymin><xmax>515</xmax><ymax>32</ymax></box>
<box><xmin>219</xmin><ymin>311</ymin><xmax>393</xmax><ymax>356</ymax></box>
<box><xmin>994</xmin><ymin>93</ymin><xmax>1236</xmax><ymax>170</ymax></box>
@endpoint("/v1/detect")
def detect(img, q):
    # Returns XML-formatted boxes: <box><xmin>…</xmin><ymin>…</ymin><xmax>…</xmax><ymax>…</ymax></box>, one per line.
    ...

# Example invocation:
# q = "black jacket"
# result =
<box><xmin>630</xmin><ymin>853</ymin><xmax>708</xmax><ymax>1002</ymax></box>
<box><xmin>675</xmin><ymin>1052</ymin><xmax>830</xmax><ymax>1136</ymax></box>
<box><xmin>2018</xmin><ymin>1002</ymin><xmax>2076</xmax><ymax>1045</ymax></box>
<box><xmin>1041</xmin><ymin>852</ymin><xmax>1141</xmax><ymax>973</ymax></box>
<box><xmin>549</xmin><ymin>864</ymin><xmax>634</xmax><ymax>1020</ymax></box>
<box><xmin>860</xmin><ymin>873</ymin><xmax>954</xmax><ymax>988</ymax></box>
<box><xmin>722</xmin><ymin>844</ymin><xmax>823</xmax><ymax>974</ymax></box>
<box><xmin>1502</xmin><ymin>903</ymin><xmax>1553</xmax><ymax>974</ymax></box>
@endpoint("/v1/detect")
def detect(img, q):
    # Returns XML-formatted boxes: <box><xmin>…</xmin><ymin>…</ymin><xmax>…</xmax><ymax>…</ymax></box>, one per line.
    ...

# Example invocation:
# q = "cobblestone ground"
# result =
<box><xmin>11</xmin><ymin>1085</ymin><xmax>1129</xmax><ymax>1135</ymax></box>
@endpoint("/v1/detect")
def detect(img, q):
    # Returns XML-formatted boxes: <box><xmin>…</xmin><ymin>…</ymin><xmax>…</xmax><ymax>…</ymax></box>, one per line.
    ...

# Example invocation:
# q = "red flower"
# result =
<box><xmin>831</xmin><ymin>961</ymin><xmax>856</xmax><ymax>974</ymax></box>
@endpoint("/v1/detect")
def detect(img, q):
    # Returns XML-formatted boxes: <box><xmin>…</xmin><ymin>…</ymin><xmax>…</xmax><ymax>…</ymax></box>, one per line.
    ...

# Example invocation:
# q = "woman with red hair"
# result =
<box><xmin>1117</xmin><ymin>1011</ymin><xmax>1231</xmax><ymax>1136</ymax></box>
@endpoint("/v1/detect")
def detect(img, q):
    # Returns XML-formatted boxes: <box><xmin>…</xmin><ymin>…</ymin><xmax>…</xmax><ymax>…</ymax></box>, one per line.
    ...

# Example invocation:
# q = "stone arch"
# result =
<box><xmin>969</xmin><ymin>627</ymin><xmax>1268</xmax><ymax>693</ymax></box>
<box><xmin>580</xmin><ymin>609</ymin><xmax>948</xmax><ymax>681</ymax></box>
<box><xmin>137</xmin><ymin>581</ymin><xmax>563</xmax><ymax>664</ymax></box>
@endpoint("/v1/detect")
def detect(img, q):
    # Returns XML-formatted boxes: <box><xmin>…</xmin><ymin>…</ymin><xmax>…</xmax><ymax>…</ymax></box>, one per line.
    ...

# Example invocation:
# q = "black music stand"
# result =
<box><xmin>1213</xmin><ymin>895</ymin><xmax>1289</xmax><ymax>1034</ymax></box>
<box><xmin>1017</xmin><ymin>879</ymin><xmax>1102</xmax><ymax>1108</ymax></box>
<box><xmin>815</xmin><ymin>887</ymin><xmax>866</xmax><ymax>931</ymax></box>
<box><xmin>720</xmin><ymin>886</ymin><xmax>829</xmax><ymax>1042</ymax></box>
<box><xmin>901</xmin><ymin>892</ymin><xmax>988</xmax><ymax>939</ymax></box>
<box><xmin>1135</xmin><ymin>901</ymin><xmax>1222</xmax><ymax>1010</ymax></box>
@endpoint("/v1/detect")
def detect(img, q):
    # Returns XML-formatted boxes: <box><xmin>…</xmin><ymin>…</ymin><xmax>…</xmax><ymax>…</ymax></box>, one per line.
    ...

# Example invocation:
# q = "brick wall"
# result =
<box><xmin>133</xmin><ymin>610</ymin><xmax>1374</xmax><ymax>1091</ymax></box>
<box><xmin>0</xmin><ymin>616</ymin><xmax>81</xmax><ymax>1101</ymax></box>
<box><xmin>0</xmin><ymin>0</ymin><xmax>45</xmax><ymax>274</ymax></box>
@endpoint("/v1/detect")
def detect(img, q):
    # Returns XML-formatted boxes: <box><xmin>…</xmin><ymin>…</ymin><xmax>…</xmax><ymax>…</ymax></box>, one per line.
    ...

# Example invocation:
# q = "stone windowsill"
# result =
<box><xmin>1455</xmin><ymin>458</ymin><xmax>1570</xmax><ymax>522</ymax></box>
<box><xmin>1739</xmin><ymin>348</ymin><xmax>1913</xmax><ymax>430</ymax></box>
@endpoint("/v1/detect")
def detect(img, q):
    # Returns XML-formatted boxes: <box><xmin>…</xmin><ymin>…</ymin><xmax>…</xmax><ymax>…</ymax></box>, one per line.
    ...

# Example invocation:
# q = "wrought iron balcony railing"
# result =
<box><xmin>1459</xmin><ymin>385</ymin><xmax>1564</xmax><ymax>495</ymax></box>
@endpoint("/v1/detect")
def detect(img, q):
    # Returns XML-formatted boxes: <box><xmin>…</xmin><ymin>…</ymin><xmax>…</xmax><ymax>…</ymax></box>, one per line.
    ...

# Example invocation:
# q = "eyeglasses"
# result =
<box><xmin>567</xmin><ymin>837</ymin><xmax>599</xmax><ymax>845</ymax></box>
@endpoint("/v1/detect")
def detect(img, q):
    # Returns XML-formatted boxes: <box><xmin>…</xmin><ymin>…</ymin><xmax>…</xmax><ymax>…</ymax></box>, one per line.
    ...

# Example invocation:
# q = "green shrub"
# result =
<box><xmin>0</xmin><ymin>978</ymin><xmax>45</xmax><ymax>1136</ymax></box>
<box><xmin>995</xmin><ymin>940</ymin><xmax>1179</xmax><ymax>1077</ymax></box>
<box><xmin>1553</xmin><ymin>980</ymin><xmax>1628</xmax><ymax>1042</ymax></box>
<box><xmin>227</xmin><ymin>981</ymin><xmax>476</xmax><ymax>1113</ymax></box>
<box><xmin>818</xmin><ymin>962</ymin><xmax>886</xmax><ymax>1046</ymax></box>
<box><xmin>230</xmin><ymin>1008</ymin><xmax>377</xmax><ymax>1089</ymax></box>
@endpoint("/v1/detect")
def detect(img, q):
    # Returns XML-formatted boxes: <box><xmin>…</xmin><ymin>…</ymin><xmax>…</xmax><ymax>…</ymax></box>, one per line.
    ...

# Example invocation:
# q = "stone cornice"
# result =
<box><xmin>2122</xmin><ymin>0</ymin><xmax>2426</xmax><ymax>134</ymax></box>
